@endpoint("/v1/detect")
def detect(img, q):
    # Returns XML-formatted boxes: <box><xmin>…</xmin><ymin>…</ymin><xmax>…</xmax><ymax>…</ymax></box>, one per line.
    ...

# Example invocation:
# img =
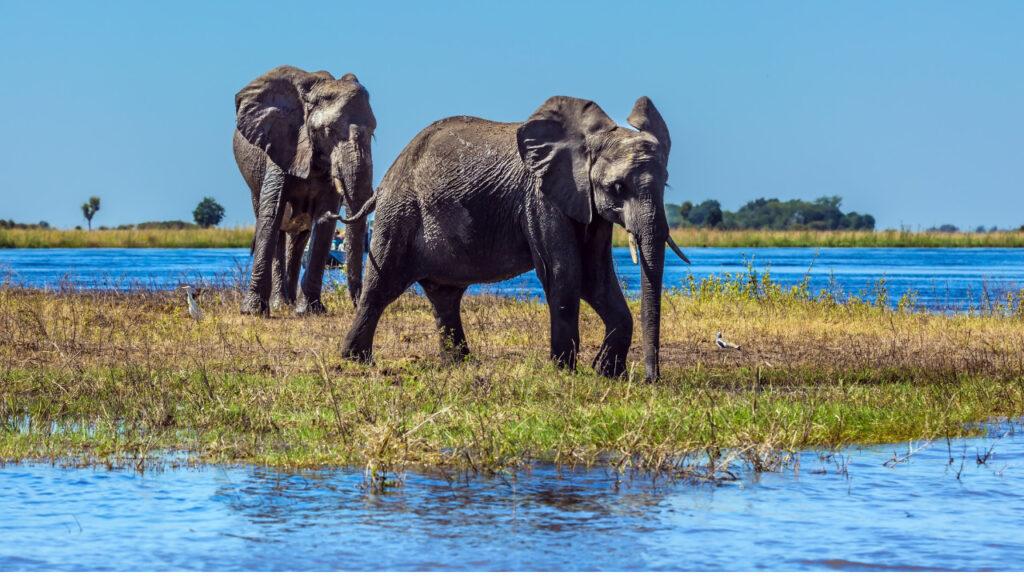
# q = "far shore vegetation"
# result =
<box><xmin>2</xmin><ymin>268</ymin><xmax>1022</xmax><ymax>480</ymax></box>
<box><xmin>4</xmin><ymin>194</ymin><xmax>1024</xmax><ymax>249</ymax></box>
<box><xmin>4</xmin><ymin>221</ymin><xmax>1024</xmax><ymax>250</ymax></box>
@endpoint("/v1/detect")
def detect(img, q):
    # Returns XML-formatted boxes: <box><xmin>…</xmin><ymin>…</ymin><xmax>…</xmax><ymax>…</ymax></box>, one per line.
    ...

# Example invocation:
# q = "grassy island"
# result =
<box><xmin>2</xmin><ymin>271</ymin><xmax>1022</xmax><ymax>480</ymax></box>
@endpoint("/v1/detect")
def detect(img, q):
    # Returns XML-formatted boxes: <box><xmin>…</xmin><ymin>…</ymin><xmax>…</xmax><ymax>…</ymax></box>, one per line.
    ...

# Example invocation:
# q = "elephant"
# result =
<box><xmin>339</xmin><ymin>95</ymin><xmax>689</xmax><ymax>381</ymax></box>
<box><xmin>233</xmin><ymin>65</ymin><xmax>375</xmax><ymax>315</ymax></box>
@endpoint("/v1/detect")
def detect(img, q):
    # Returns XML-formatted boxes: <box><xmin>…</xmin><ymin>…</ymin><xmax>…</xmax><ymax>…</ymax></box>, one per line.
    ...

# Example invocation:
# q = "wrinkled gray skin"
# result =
<box><xmin>233</xmin><ymin>65</ymin><xmax>375</xmax><ymax>315</ymax></box>
<box><xmin>341</xmin><ymin>96</ymin><xmax>678</xmax><ymax>381</ymax></box>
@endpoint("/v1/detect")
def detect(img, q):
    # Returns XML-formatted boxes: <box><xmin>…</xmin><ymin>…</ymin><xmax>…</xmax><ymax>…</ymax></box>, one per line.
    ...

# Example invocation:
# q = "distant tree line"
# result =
<box><xmin>666</xmin><ymin>196</ymin><xmax>876</xmax><ymax>231</ymax></box>
<box><xmin>0</xmin><ymin>220</ymin><xmax>51</xmax><ymax>229</ymax></box>
<box><xmin>114</xmin><ymin>221</ymin><xmax>200</xmax><ymax>230</ymax></box>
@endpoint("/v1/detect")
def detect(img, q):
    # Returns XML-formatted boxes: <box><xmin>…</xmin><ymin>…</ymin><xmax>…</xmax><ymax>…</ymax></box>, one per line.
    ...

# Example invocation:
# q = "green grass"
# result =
<box><xmin>0</xmin><ymin>226</ymin><xmax>253</xmax><ymax>248</ymax></box>
<box><xmin>1</xmin><ymin>270</ymin><xmax>1022</xmax><ymax>476</ymax></box>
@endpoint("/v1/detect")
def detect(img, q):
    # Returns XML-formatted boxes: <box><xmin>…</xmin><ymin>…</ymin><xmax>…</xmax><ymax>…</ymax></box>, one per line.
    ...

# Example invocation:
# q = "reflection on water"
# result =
<box><xmin>1</xmin><ymin>247</ymin><xmax>1023</xmax><ymax>311</ymax></box>
<box><xmin>2</xmin><ymin>426</ymin><xmax>1023</xmax><ymax>570</ymax></box>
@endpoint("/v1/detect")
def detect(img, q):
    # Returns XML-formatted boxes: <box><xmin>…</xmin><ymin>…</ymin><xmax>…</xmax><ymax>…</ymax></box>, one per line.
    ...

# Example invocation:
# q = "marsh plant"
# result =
<box><xmin>1</xmin><ymin>266</ymin><xmax>1022</xmax><ymax>482</ymax></box>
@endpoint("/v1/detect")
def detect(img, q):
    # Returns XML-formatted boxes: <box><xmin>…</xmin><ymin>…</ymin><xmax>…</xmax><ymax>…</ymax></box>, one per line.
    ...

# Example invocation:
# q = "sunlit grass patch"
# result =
<box><xmin>1</xmin><ymin>269</ymin><xmax>1022</xmax><ymax>475</ymax></box>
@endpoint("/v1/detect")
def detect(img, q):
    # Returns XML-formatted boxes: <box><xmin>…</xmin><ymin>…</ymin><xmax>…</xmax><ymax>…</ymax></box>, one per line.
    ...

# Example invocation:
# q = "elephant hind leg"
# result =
<box><xmin>421</xmin><ymin>282</ymin><xmax>470</xmax><ymax>362</ymax></box>
<box><xmin>283</xmin><ymin>229</ymin><xmax>310</xmax><ymax>306</ymax></box>
<box><xmin>340</xmin><ymin>257</ymin><xmax>416</xmax><ymax>363</ymax></box>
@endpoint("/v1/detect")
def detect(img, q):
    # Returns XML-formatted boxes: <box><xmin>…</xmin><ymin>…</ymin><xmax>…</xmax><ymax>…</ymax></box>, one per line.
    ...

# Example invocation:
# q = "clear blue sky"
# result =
<box><xmin>1</xmin><ymin>1</ymin><xmax>1021</xmax><ymax>231</ymax></box>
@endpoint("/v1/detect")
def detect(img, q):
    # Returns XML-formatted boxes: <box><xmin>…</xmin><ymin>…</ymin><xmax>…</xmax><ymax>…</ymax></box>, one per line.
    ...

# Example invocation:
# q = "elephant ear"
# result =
<box><xmin>235</xmin><ymin>66</ymin><xmax>319</xmax><ymax>179</ymax></box>
<box><xmin>627</xmin><ymin>96</ymin><xmax>671</xmax><ymax>158</ymax></box>
<box><xmin>516</xmin><ymin>96</ymin><xmax>615</xmax><ymax>224</ymax></box>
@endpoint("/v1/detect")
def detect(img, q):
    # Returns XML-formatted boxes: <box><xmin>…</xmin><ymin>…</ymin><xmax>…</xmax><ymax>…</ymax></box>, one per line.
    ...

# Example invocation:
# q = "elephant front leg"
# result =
<box><xmin>581</xmin><ymin>223</ymin><xmax>633</xmax><ymax>378</ymax></box>
<box><xmin>534</xmin><ymin>255</ymin><xmax>583</xmax><ymax>372</ymax></box>
<box><xmin>583</xmin><ymin>271</ymin><xmax>633</xmax><ymax>378</ymax></box>
<box><xmin>295</xmin><ymin>219</ymin><xmax>334</xmax><ymax>315</ymax></box>
<box><xmin>242</xmin><ymin>165</ymin><xmax>286</xmax><ymax>316</ymax></box>
<box><xmin>270</xmin><ymin>230</ymin><xmax>289</xmax><ymax>308</ymax></box>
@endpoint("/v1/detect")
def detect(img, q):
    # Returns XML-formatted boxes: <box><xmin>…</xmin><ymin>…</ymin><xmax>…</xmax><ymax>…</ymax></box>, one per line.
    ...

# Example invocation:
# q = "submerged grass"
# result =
<box><xmin>612</xmin><ymin>227</ymin><xmax>1024</xmax><ymax>248</ymax></box>
<box><xmin>0</xmin><ymin>227</ymin><xmax>254</xmax><ymax>248</ymax></box>
<box><xmin>1</xmin><ymin>269</ymin><xmax>1022</xmax><ymax>479</ymax></box>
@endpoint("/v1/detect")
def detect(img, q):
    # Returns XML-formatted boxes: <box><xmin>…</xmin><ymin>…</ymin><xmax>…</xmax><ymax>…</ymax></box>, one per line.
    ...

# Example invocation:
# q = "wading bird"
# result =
<box><xmin>716</xmin><ymin>331</ymin><xmax>740</xmax><ymax>350</ymax></box>
<box><xmin>182</xmin><ymin>285</ymin><xmax>203</xmax><ymax>323</ymax></box>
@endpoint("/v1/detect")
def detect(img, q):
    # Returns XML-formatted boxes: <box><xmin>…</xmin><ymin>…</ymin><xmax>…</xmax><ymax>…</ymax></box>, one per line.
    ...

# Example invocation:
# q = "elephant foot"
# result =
<box><xmin>550</xmin><ymin>352</ymin><xmax>578</xmax><ymax>373</ymax></box>
<box><xmin>271</xmin><ymin>290</ymin><xmax>294</xmax><ymax>310</ymax></box>
<box><xmin>439</xmin><ymin>344</ymin><xmax>471</xmax><ymax>365</ymax></box>
<box><xmin>342</xmin><ymin>345</ymin><xmax>373</xmax><ymax>364</ymax></box>
<box><xmin>592</xmin><ymin>350</ymin><xmax>628</xmax><ymax>379</ymax></box>
<box><xmin>295</xmin><ymin>295</ymin><xmax>328</xmax><ymax>316</ymax></box>
<box><xmin>240</xmin><ymin>292</ymin><xmax>270</xmax><ymax>317</ymax></box>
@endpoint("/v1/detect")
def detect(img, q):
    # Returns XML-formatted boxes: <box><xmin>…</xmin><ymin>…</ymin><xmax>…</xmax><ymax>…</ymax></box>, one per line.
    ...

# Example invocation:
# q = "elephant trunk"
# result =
<box><xmin>332</xmin><ymin>141</ymin><xmax>374</xmax><ymax>305</ymax></box>
<box><xmin>630</xmin><ymin>207</ymin><xmax>668</xmax><ymax>382</ymax></box>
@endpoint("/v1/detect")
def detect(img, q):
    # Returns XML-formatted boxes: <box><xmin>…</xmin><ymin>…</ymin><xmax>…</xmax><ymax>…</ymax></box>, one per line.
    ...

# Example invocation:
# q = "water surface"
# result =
<box><xmin>2</xmin><ymin>427</ymin><xmax>1022</xmax><ymax>570</ymax></box>
<box><xmin>2</xmin><ymin>247</ymin><xmax>1023</xmax><ymax>311</ymax></box>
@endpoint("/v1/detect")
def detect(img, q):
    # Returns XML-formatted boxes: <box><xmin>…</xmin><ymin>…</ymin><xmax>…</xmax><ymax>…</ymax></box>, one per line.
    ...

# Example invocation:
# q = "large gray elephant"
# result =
<box><xmin>339</xmin><ymin>96</ymin><xmax>688</xmax><ymax>381</ymax></box>
<box><xmin>233</xmin><ymin>65</ymin><xmax>375</xmax><ymax>315</ymax></box>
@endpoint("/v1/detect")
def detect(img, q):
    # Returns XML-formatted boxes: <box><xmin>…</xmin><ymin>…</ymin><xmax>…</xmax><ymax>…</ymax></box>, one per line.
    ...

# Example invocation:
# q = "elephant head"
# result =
<box><xmin>236</xmin><ymin>65</ymin><xmax>375</xmax><ymax>217</ymax></box>
<box><xmin>517</xmin><ymin>96</ymin><xmax>685</xmax><ymax>381</ymax></box>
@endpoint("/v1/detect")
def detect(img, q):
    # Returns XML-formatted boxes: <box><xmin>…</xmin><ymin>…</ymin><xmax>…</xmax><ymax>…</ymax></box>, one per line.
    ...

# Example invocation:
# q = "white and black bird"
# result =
<box><xmin>716</xmin><ymin>331</ymin><xmax>741</xmax><ymax>350</ymax></box>
<box><xmin>181</xmin><ymin>285</ymin><xmax>203</xmax><ymax>323</ymax></box>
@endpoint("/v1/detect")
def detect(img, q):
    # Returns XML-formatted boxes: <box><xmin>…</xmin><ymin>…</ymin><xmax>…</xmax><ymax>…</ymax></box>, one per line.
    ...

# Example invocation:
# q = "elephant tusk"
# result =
<box><xmin>628</xmin><ymin>232</ymin><xmax>639</xmax><ymax>265</ymax></box>
<box><xmin>666</xmin><ymin>235</ymin><xmax>691</xmax><ymax>264</ymax></box>
<box><xmin>317</xmin><ymin>211</ymin><xmax>341</xmax><ymax>225</ymax></box>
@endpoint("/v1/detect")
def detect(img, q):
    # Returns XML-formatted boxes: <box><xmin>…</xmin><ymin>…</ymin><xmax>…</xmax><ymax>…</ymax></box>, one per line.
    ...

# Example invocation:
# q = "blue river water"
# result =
<box><xmin>2</xmin><ymin>246</ymin><xmax>1023</xmax><ymax>311</ymax></box>
<box><xmin>1</xmin><ymin>425</ymin><xmax>1022</xmax><ymax>571</ymax></box>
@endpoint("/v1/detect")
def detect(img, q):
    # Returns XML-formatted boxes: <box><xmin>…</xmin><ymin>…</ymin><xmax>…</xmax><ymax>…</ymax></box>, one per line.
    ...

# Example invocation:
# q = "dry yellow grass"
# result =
<box><xmin>0</xmin><ymin>226</ymin><xmax>253</xmax><ymax>248</ymax></box>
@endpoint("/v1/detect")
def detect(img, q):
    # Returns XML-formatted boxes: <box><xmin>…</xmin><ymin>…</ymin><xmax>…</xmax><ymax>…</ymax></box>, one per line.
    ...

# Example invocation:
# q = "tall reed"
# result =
<box><xmin>0</xmin><ymin>227</ymin><xmax>254</xmax><ymax>249</ymax></box>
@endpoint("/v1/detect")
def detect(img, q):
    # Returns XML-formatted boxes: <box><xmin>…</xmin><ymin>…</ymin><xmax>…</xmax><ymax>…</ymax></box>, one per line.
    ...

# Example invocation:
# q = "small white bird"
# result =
<box><xmin>182</xmin><ymin>285</ymin><xmax>203</xmax><ymax>323</ymax></box>
<box><xmin>716</xmin><ymin>331</ymin><xmax>741</xmax><ymax>350</ymax></box>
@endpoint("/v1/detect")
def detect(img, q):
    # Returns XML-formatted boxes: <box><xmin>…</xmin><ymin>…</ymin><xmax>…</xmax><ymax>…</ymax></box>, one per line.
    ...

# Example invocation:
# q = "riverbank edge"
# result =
<box><xmin>4</xmin><ymin>352</ymin><xmax>1022</xmax><ymax>478</ymax></box>
<box><xmin>3</xmin><ymin>277</ymin><xmax>1022</xmax><ymax>479</ymax></box>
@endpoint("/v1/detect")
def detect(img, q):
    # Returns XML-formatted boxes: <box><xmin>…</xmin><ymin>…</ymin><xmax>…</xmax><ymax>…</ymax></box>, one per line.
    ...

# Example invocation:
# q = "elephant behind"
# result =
<box><xmin>233</xmin><ymin>65</ymin><xmax>375</xmax><ymax>315</ymax></box>
<box><xmin>340</xmin><ymin>95</ymin><xmax>688</xmax><ymax>381</ymax></box>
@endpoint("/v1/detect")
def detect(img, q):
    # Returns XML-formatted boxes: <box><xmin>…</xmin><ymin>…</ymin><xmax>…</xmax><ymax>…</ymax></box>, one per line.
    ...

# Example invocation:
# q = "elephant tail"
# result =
<box><xmin>317</xmin><ymin>194</ymin><xmax>377</xmax><ymax>225</ymax></box>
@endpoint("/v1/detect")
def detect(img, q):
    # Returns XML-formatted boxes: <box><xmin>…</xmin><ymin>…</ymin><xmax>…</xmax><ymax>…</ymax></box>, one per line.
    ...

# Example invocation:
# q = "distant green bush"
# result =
<box><xmin>666</xmin><ymin>196</ymin><xmax>876</xmax><ymax>231</ymax></box>
<box><xmin>135</xmin><ymin>220</ymin><xmax>199</xmax><ymax>230</ymax></box>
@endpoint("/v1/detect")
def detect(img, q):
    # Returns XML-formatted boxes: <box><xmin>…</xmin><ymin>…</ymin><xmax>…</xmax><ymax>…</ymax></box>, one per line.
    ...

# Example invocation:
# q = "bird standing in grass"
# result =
<box><xmin>182</xmin><ymin>285</ymin><xmax>203</xmax><ymax>323</ymax></box>
<box><xmin>716</xmin><ymin>331</ymin><xmax>741</xmax><ymax>350</ymax></box>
